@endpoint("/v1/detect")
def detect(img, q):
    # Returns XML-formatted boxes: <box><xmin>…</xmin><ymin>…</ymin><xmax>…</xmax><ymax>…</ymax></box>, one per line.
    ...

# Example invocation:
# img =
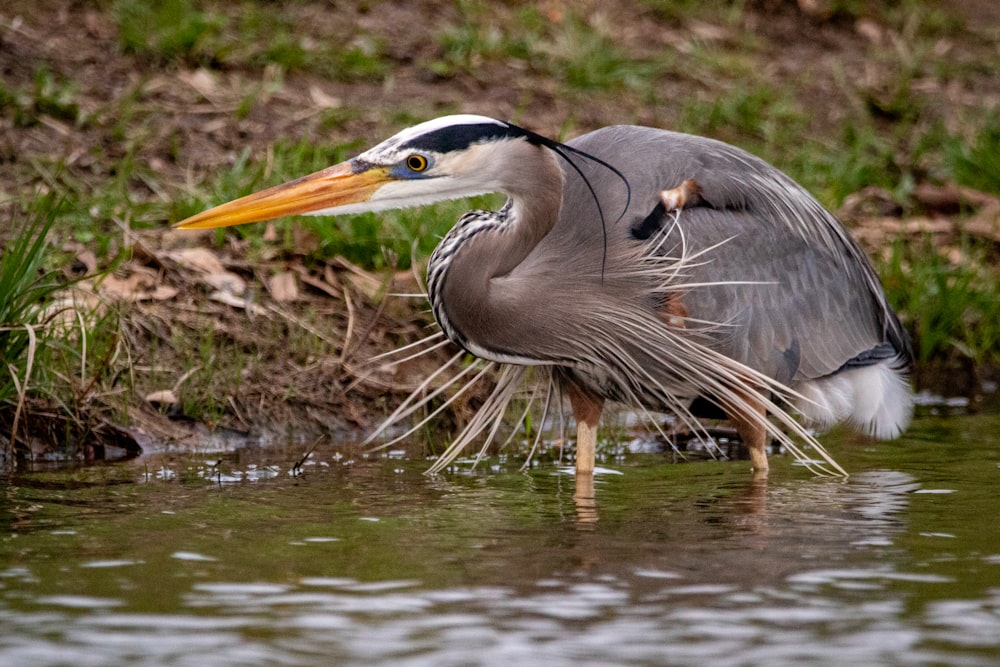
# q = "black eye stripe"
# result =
<box><xmin>399</xmin><ymin>123</ymin><xmax>524</xmax><ymax>154</ymax></box>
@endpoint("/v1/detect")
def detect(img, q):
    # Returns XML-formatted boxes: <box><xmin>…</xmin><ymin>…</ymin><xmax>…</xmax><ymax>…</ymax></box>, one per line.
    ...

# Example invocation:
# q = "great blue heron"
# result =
<box><xmin>176</xmin><ymin>114</ymin><xmax>913</xmax><ymax>478</ymax></box>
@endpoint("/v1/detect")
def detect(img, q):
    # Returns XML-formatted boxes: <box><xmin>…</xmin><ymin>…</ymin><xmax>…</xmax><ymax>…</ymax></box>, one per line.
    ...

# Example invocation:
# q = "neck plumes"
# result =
<box><xmin>429</xmin><ymin>142</ymin><xmax>565</xmax><ymax>364</ymax></box>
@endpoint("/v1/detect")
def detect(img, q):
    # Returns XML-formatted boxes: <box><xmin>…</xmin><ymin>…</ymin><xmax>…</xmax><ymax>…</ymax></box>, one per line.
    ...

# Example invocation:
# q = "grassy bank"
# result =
<box><xmin>1</xmin><ymin>0</ymin><xmax>998</xmax><ymax>459</ymax></box>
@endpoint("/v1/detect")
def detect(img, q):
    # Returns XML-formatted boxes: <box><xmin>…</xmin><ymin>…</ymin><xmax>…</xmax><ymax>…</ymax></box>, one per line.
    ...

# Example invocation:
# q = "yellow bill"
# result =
<box><xmin>174</xmin><ymin>161</ymin><xmax>390</xmax><ymax>229</ymax></box>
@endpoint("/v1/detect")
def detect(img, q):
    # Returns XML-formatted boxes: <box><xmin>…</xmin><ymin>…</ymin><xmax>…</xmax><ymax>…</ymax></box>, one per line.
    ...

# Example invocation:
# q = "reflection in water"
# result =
<box><xmin>556</xmin><ymin>468</ymin><xmax>922</xmax><ymax>592</ymax></box>
<box><xmin>2</xmin><ymin>414</ymin><xmax>1000</xmax><ymax>665</ymax></box>
<box><xmin>573</xmin><ymin>471</ymin><xmax>597</xmax><ymax>527</ymax></box>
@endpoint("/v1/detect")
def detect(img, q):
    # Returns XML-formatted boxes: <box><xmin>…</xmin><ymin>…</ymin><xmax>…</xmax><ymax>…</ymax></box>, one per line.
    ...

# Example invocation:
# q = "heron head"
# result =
<box><xmin>174</xmin><ymin>115</ymin><xmax>544</xmax><ymax>230</ymax></box>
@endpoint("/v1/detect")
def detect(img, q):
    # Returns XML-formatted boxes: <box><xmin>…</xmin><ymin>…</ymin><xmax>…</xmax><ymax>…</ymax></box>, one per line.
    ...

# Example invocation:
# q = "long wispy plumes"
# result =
<box><xmin>368</xmin><ymin>330</ymin><xmax>447</xmax><ymax>364</ymax></box>
<box><xmin>365</xmin><ymin>204</ymin><xmax>848</xmax><ymax>477</ymax></box>
<box><xmin>426</xmin><ymin>365</ymin><xmax>535</xmax><ymax>473</ymax></box>
<box><xmin>520</xmin><ymin>379</ymin><xmax>555</xmax><ymax>470</ymax></box>
<box><xmin>366</xmin><ymin>355</ymin><xmax>495</xmax><ymax>451</ymax></box>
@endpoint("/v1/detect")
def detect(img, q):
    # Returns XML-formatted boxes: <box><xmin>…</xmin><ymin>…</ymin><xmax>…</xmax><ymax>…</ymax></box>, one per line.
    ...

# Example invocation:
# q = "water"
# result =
<box><xmin>2</xmin><ymin>409</ymin><xmax>999</xmax><ymax>666</ymax></box>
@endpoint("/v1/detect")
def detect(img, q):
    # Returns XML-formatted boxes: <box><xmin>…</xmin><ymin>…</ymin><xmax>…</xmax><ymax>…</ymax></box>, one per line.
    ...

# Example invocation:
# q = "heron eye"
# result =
<box><xmin>406</xmin><ymin>154</ymin><xmax>429</xmax><ymax>172</ymax></box>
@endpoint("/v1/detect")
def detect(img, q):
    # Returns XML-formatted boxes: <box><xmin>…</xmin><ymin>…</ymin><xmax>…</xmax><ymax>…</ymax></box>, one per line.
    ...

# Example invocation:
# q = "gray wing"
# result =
<box><xmin>563</xmin><ymin>125</ymin><xmax>911</xmax><ymax>384</ymax></box>
<box><xmin>665</xmin><ymin>206</ymin><xmax>892</xmax><ymax>384</ymax></box>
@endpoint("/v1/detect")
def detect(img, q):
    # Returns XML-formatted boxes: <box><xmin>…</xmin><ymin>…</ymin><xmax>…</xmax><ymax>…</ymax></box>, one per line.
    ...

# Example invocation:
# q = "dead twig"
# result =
<box><xmin>291</xmin><ymin>436</ymin><xmax>324</xmax><ymax>475</ymax></box>
<box><xmin>337</xmin><ymin>287</ymin><xmax>356</xmax><ymax>365</ymax></box>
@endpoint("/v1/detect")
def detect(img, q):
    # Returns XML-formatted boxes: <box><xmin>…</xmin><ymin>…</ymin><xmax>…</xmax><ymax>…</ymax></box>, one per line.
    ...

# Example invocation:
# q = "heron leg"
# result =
<box><xmin>728</xmin><ymin>392</ymin><xmax>770</xmax><ymax>474</ymax></box>
<box><xmin>566</xmin><ymin>384</ymin><xmax>604</xmax><ymax>476</ymax></box>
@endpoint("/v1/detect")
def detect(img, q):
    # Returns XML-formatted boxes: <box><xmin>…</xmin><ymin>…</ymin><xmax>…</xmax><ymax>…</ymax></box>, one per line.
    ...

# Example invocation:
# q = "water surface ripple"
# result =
<box><xmin>2</xmin><ymin>412</ymin><xmax>999</xmax><ymax>665</ymax></box>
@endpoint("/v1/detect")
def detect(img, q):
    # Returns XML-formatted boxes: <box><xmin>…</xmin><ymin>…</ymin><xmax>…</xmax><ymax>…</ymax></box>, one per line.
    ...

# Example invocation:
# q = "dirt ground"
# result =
<box><xmin>4</xmin><ymin>0</ymin><xmax>996</xmax><ymax>195</ymax></box>
<box><xmin>2</xmin><ymin>1</ymin><xmax>999</xmax><ymax>460</ymax></box>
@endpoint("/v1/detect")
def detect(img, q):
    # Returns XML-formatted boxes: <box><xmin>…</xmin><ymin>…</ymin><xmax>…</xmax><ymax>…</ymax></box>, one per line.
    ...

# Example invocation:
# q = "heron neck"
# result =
<box><xmin>432</xmin><ymin>147</ymin><xmax>564</xmax><ymax>361</ymax></box>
